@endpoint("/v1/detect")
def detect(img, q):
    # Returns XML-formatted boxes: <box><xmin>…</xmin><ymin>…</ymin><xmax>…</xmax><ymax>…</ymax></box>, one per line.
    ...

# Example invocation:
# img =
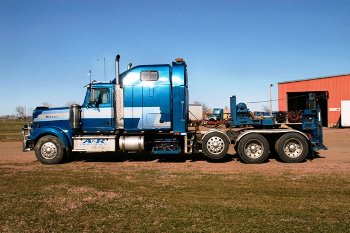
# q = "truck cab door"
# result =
<box><xmin>81</xmin><ymin>87</ymin><xmax>114</xmax><ymax>133</ymax></box>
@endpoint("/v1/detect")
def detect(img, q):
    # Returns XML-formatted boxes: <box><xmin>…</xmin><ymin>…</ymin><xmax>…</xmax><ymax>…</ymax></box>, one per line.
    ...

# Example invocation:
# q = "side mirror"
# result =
<box><xmin>88</xmin><ymin>99</ymin><xmax>99</xmax><ymax>108</ymax></box>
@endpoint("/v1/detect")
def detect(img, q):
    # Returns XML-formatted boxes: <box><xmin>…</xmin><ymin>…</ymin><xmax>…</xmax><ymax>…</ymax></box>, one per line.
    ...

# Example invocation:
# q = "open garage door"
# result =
<box><xmin>287</xmin><ymin>91</ymin><xmax>328</xmax><ymax>127</ymax></box>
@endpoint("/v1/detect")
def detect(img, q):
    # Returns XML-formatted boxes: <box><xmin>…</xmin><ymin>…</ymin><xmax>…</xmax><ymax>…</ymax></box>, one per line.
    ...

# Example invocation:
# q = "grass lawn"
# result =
<box><xmin>0</xmin><ymin>165</ymin><xmax>349</xmax><ymax>232</ymax></box>
<box><xmin>0</xmin><ymin>120</ymin><xmax>25</xmax><ymax>141</ymax></box>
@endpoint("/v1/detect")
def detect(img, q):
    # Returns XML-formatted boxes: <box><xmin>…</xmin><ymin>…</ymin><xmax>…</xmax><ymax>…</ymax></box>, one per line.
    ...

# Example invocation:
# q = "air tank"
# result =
<box><xmin>119</xmin><ymin>136</ymin><xmax>144</xmax><ymax>152</ymax></box>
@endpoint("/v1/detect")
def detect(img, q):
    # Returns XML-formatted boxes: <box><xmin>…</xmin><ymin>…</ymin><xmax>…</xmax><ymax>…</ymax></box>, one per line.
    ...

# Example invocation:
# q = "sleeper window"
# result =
<box><xmin>141</xmin><ymin>71</ymin><xmax>159</xmax><ymax>81</ymax></box>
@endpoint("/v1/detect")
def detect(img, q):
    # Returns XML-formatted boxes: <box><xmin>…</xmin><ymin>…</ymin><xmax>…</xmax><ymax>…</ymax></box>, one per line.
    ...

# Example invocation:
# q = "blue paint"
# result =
<box><xmin>81</xmin><ymin>84</ymin><xmax>115</xmax><ymax>132</ymax></box>
<box><xmin>26</xmin><ymin>58</ymin><xmax>190</xmax><ymax>152</ymax></box>
<box><xmin>229</xmin><ymin>96</ymin><xmax>274</xmax><ymax>126</ymax></box>
<box><xmin>29</xmin><ymin>122</ymin><xmax>72</xmax><ymax>148</ymax></box>
<box><xmin>82</xmin><ymin>139</ymin><xmax>105</xmax><ymax>144</ymax></box>
<box><xmin>171</xmin><ymin>60</ymin><xmax>188</xmax><ymax>134</ymax></box>
<box><xmin>301</xmin><ymin>93</ymin><xmax>328</xmax><ymax>151</ymax></box>
<box><xmin>120</xmin><ymin>65</ymin><xmax>172</xmax><ymax>131</ymax></box>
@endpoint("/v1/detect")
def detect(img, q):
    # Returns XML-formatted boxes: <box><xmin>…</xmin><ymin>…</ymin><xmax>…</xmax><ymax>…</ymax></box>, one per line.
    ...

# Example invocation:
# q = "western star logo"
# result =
<box><xmin>82</xmin><ymin>139</ymin><xmax>106</xmax><ymax>144</ymax></box>
<box><xmin>45</xmin><ymin>115</ymin><xmax>58</xmax><ymax>118</ymax></box>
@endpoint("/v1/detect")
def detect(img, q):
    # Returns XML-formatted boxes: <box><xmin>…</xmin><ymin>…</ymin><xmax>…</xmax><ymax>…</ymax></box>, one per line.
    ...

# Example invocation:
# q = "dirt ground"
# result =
<box><xmin>0</xmin><ymin>128</ymin><xmax>349</xmax><ymax>175</ymax></box>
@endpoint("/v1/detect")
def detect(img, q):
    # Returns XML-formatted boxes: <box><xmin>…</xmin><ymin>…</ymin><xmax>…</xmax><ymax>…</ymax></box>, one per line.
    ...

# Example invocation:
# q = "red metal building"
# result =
<box><xmin>278</xmin><ymin>74</ymin><xmax>350</xmax><ymax>127</ymax></box>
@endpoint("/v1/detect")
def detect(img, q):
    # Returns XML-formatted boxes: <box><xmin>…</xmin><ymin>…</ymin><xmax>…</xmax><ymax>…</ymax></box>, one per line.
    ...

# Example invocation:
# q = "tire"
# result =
<box><xmin>237</xmin><ymin>133</ymin><xmax>269</xmax><ymax>164</ymax></box>
<box><xmin>202</xmin><ymin>131</ymin><xmax>230</xmax><ymax>160</ymax></box>
<box><xmin>35</xmin><ymin>135</ymin><xmax>65</xmax><ymax>164</ymax></box>
<box><xmin>275</xmin><ymin>133</ymin><xmax>309</xmax><ymax>163</ymax></box>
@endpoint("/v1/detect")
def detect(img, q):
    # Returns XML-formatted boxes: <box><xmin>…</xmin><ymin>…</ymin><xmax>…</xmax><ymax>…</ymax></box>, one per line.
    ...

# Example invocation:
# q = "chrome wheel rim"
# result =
<box><xmin>41</xmin><ymin>142</ymin><xmax>57</xmax><ymax>160</ymax></box>
<box><xmin>283</xmin><ymin>138</ymin><xmax>303</xmax><ymax>158</ymax></box>
<box><xmin>244</xmin><ymin>139</ymin><xmax>264</xmax><ymax>159</ymax></box>
<box><xmin>206</xmin><ymin>136</ymin><xmax>225</xmax><ymax>155</ymax></box>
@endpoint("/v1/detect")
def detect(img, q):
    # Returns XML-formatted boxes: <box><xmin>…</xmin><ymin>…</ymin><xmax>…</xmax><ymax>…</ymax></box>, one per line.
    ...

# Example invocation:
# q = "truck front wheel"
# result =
<box><xmin>237</xmin><ymin>133</ymin><xmax>269</xmax><ymax>164</ymax></box>
<box><xmin>275</xmin><ymin>133</ymin><xmax>309</xmax><ymax>163</ymax></box>
<box><xmin>35</xmin><ymin>135</ymin><xmax>65</xmax><ymax>164</ymax></box>
<box><xmin>202</xmin><ymin>131</ymin><xmax>230</xmax><ymax>160</ymax></box>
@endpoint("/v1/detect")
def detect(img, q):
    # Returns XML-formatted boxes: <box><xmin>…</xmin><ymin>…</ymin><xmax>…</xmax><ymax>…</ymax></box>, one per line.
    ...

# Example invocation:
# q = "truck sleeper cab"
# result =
<box><xmin>22</xmin><ymin>55</ymin><xmax>326</xmax><ymax>165</ymax></box>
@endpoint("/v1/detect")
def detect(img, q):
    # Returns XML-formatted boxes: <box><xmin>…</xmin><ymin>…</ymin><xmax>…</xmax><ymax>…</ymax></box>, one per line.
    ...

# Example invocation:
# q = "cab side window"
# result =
<box><xmin>90</xmin><ymin>88</ymin><xmax>110</xmax><ymax>104</ymax></box>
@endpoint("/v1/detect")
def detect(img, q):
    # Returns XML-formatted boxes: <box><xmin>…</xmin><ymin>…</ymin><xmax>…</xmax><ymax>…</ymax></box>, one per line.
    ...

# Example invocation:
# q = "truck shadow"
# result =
<box><xmin>71</xmin><ymin>151</ymin><xmax>321</xmax><ymax>164</ymax></box>
<box><xmin>309</xmin><ymin>152</ymin><xmax>326</xmax><ymax>160</ymax></box>
<box><xmin>71</xmin><ymin>152</ymin><xmax>237</xmax><ymax>163</ymax></box>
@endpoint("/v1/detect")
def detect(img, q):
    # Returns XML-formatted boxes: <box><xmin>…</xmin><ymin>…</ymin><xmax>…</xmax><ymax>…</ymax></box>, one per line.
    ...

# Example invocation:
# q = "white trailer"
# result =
<box><xmin>189</xmin><ymin>104</ymin><xmax>203</xmax><ymax>121</ymax></box>
<box><xmin>341</xmin><ymin>100</ymin><xmax>350</xmax><ymax>127</ymax></box>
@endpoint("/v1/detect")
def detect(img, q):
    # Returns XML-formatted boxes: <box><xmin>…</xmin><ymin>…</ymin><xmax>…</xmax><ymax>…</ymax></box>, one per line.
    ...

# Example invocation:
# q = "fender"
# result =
<box><xmin>201</xmin><ymin>129</ymin><xmax>231</xmax><ymax>143</ymax></box>
<box><xmin>31</xmin><ymin>127</ymin><xmax>72</xmax><ymax>148</ymax></box>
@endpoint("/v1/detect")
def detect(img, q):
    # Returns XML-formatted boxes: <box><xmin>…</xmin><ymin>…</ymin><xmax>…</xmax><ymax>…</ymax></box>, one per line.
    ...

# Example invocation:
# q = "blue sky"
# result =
<box><xmin>1</xmin><ymin>0</ymin><xmax>349</xmax><ymax>116</ymax></box>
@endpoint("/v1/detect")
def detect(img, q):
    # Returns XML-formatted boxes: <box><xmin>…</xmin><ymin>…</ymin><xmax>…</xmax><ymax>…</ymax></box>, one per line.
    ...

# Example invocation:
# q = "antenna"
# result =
<box><xmin>88</xmin><ymin>70</ymin><xmax>92</xmax><ymax>87</ymax></box>
<box><xmin>104</xmin><ymin>57</ymin><xmax>106</xmax><ymax>81</ymax></box>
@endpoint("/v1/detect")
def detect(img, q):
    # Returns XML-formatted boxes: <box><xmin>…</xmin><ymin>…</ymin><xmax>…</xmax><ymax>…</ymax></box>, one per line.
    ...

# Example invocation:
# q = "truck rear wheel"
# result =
<box><xmin>35</xmin><ymin>135</ymin><xmax>65</xmax><ymax>164</ymax></box>
<box><xmin>237</xmin><ymin>133</ymin><xmax>269</xmax><ymax>164</ymax></box>
<box><xmin>202</xmin><ymin>131</ymin><xmax>229</xmax><ymax>160</ymax></box>
<box><xmin>275</xmin><ymin>133</ymin><xmax>309</xmax><ymax>163</ymax></box>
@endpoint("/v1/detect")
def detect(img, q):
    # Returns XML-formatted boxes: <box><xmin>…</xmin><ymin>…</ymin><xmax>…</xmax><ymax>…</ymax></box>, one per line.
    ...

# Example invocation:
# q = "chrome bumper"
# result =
<box><xmin>22</xmin><ymin>124</ymin><xmax>33</xmax><ymax>152</ymax></box>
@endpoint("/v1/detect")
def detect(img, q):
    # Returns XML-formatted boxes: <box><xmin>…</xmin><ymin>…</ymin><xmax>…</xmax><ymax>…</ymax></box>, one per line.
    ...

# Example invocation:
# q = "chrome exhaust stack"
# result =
<box><xmin>115</xmin><ymin>54</ymin><xmax>121</xmax><ymax>85</ymax></box>
<box><xmin>115</xmin><ymin>54</ymin><xmax>124</xmax><ymax>130</ymax></box>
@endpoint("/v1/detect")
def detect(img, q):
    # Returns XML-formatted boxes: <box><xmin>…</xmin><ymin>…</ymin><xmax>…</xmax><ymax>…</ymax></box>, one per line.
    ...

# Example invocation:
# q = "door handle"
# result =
<box><xmin>181</xmin><ymin>101</ymin><xmax>184</xmax><ymax>120</ymax></box>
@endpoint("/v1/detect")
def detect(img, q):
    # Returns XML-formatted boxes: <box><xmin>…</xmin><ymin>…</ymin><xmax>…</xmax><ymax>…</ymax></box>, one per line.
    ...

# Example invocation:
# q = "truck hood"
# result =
<box><xmin>33</xmin><ymin>107</ymin><xmax>70</xmax><ymax>122</ymax></box>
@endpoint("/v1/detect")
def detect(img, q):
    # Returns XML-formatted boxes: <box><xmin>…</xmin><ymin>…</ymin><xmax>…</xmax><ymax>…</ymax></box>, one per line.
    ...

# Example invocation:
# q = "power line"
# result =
<box><xmin>245</xmin><ymin>93</ymin><xmax>312</xmax><ymax>104</ymax></box>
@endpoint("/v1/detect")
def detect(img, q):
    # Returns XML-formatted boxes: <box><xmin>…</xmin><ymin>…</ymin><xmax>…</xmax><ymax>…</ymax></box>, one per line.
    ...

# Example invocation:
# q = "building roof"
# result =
<box><xmin>278</xmin><ymin>73</ymin><xmax>350</xmax><ymax>85</ymax></box>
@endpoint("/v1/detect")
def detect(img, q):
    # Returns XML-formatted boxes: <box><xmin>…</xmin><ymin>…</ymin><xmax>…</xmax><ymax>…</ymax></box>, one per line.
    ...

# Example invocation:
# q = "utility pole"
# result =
<box><xmin>269</xmin><ymin>84</ymin><xmax>273</xmax><ymax>117</ymax></box>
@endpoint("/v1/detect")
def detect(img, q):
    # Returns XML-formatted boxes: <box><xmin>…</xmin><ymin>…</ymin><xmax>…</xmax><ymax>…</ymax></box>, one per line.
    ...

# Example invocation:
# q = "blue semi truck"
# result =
<box><xmin>22</xmin><ymin>54</ymin><xmax>327</xmax><ymax>164</ymax></box>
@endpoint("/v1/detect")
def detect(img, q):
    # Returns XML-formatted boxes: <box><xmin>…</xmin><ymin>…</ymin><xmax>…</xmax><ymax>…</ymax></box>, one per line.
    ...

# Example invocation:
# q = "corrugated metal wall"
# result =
<box><xmin>278</xmin><ymin>74</ymin><xmax>350</xmax><ymax>127</ymax></box>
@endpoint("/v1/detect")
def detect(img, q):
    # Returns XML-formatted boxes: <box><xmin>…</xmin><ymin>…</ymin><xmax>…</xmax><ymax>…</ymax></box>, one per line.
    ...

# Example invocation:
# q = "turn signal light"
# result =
<box><xmin>175</xmin><ymin>58</ymin><xmax>184</xmax><ymax>63</ymax></box>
